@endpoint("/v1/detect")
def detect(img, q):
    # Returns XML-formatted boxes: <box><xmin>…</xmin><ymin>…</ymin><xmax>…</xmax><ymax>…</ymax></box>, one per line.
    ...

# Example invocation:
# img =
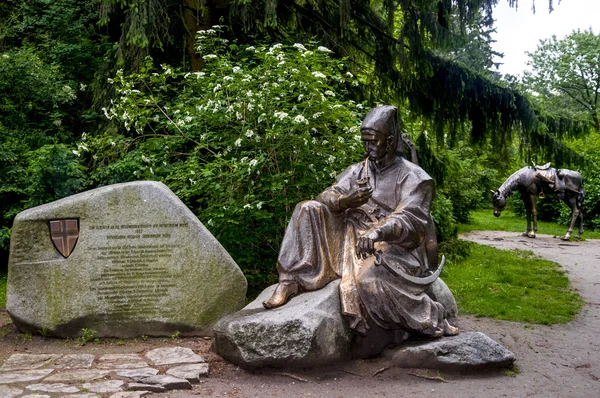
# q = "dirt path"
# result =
<box><xmin>155</xmin><ymin>231</ymin><xmax>600</xmax><ymax>398</ymax></box>
<box><xmin>1</xmin><ymin>231</ymin><xmax>598</xmax><ymax>397</ymax></box>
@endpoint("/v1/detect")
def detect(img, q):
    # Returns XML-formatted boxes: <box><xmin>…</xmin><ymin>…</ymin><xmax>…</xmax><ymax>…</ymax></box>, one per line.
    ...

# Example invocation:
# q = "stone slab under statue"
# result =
<box><xmin>214</xmin><ymin>106</ymin><xmax>514</xmax><ymax>369</ymax></box>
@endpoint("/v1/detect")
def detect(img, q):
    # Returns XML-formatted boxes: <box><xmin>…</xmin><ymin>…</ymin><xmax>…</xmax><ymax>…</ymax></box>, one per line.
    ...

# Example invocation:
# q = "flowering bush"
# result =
<box><xmin>83</xmin><ymin>27</ymin><xmax>366</xmax><ymax>292</ymax></box>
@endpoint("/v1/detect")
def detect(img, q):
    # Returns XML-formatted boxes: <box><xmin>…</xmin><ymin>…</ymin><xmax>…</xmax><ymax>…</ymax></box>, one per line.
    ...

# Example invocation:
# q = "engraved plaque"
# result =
<box><xmin>49</xmin><ymin>219</ymin><xmax>79</xmax><ymax>258</ymax></box>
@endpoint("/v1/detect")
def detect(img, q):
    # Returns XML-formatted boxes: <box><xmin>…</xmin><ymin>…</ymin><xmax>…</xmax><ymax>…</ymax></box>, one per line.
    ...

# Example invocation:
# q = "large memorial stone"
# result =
<box><xmin>7</xmin><ymin>181</ymin><xmax>247</xmax><ymax>338</ymax></box>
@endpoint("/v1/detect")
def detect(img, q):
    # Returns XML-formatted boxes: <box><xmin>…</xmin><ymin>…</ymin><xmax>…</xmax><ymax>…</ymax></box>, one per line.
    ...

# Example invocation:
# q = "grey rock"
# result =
<box><xmin>82</xmin><ymin>379</ymin><xmax>125</xmax><ymax>393</ymax></box>
<box><xmin>54</xmin><ymin>354</ymin><xmax>95</xmax><ymax>369</ymax></box>
<box><xmin>22</xmin><ymin>395</ymin><xmax>51</xmax><ymax>398</ymax></box>
<box><xmin>384</xmin><ymin>331</ymin><xmax>516</xmax><ymax>369</ymax></box>
<box><xmin>0</xmin><ymin>369</ymin><xmax>54</xmax><ymax>384</ymax></box>
<box><xmin>351</xmin><ymin>323</ymin><xmax>409</xmax><ymax>360</ymax></box>
<box><xmin>96</xmin><ymin>354</ymin><xmax>147</xmax><ymax>369</ymax></box>
<box><xmin>139</xmin><ymin>375</ymin><xmax>192</xmax><ymax>390</ymax></box>
<box><xmin>166</xmin><ymin>363</ymin><xmax>209</xmax><ymax>382</ymax></box>
<box><xmin>26</xmin><ymin>383</ymin><xmax>80</xmax><ymax>393</ymax></box>
<box><xmin>127</xmin><ymin>382</ymin><xmax>167</xmax><ymax>392</ymax></box>
<box><xmin>0</xmin><ymin>354</ymin><xmax>62</xmax><ymax>371</ymax></box>
<box><xmin>110</xmin><ymin>392</ymin><xmax>152</xmax><ymax>398</ymax></box>
<box><xmin>145</xmin><ymin>347</ymin><xmax>204</xmax><ymax>365</ymax></box>
<box><xmin>7</xmin><ymin>181</ymin><xmax>247</xmax><ymax>338</ymax></box>
<box><xmin>115</xmin><ymin>367</ymin><xmax>159</xmax><ymax>379</ymax></box>
<box><xmin>213</xmin><ymin>280</ymin><xmax>352</xmax><ymax>368</ymax></box>
<box><xmin>0</xmin><ymin>385</ymin><xmax>23</xmax><ymax>398</ymax></box>
<box><xmin>44</xmin><ymin>369</ymin><xmax>110</xmax><ymax>382</ymax></box>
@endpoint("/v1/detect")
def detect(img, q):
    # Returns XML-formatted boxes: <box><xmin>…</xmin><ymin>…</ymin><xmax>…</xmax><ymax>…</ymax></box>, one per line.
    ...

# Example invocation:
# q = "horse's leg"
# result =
<box><xmin>576</xmin><ymin>206</ymin><xmax>584</xmax><ymax>238</ymax></box>
<box><xmin>523</xmin><ymin>197</ymin><xmax>532</xmax><ymax>237</ymax></box>
<box><xmin>563</xmin><ymin>197</ymin><xmax>579</xmax><ymax>241</ymax></box>
<box><xmin>530</xmin><ymin>194</ymin><xmax>538</xmax><ymax>238</ymax></box>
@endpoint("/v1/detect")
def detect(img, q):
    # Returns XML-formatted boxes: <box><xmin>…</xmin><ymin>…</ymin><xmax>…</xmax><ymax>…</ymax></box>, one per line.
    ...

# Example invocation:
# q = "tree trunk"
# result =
<box><xmin>182</xmin><ymin>0</ymin><xmax>207</xmax><ymax>71</ymax></box>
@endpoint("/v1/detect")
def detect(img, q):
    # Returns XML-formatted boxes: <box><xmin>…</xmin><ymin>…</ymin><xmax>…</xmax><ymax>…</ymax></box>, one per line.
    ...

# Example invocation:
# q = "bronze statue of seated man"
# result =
<box><xmin>263</xmin><ymin>105</ymin><xmax>458</xmax><ymax>338</ymax></box>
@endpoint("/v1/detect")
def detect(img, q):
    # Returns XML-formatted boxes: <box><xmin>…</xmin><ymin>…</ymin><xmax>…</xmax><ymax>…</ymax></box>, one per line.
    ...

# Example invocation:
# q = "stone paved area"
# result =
<box><xmin>0</xmin><ymin>347</ymin><xmax>209</xmax><ymax>397</ymax></box>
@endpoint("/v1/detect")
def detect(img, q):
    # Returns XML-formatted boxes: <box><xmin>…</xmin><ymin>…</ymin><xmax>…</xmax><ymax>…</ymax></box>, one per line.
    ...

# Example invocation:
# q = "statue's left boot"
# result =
<box><xmin>432</xmin><ymin>319</ymin><xmax>459</xmax><ymax>337</ymax></box>
<box><xmin>443</xmin><ymin>319</ymin><xmax>459</xmax><ymax>336</ymax></box>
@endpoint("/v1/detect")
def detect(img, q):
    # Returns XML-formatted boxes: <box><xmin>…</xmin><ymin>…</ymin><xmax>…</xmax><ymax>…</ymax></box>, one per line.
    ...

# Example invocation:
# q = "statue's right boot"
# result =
<box><xmin>262</xmin><ymin>281</ymin><xmax>299</xmax><ymax>309</ymax></box>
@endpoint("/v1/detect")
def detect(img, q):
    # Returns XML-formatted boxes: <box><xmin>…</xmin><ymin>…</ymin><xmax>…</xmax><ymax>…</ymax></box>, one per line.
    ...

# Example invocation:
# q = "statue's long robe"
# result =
<box><xmin>277</xmin><ymin>156</ymin><xmax>446</xmax><ymax>335</ymax></box>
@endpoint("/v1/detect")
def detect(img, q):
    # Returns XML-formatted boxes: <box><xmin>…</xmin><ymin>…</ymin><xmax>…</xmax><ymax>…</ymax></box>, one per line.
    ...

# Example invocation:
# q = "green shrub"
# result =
<box><xmin>84</xmin><ymin>28</ymin><xmax>366</xmax><ymax>293</ymax></box>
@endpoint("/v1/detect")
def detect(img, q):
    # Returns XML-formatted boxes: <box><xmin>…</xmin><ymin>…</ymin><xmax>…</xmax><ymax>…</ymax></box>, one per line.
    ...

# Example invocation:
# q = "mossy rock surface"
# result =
<box><xmin>7</xmin><ymin>181</ymin><xmax>247</xmax><ymax>338</ymax></box>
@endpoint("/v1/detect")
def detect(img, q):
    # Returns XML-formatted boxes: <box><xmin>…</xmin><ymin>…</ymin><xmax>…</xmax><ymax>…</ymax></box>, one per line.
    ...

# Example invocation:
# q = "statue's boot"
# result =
<box><xmin>262</xmin><ymin>281</ymin><xmax>299</xmax><ymax>309</ymax></box>
<box><xmin>443</xmin><ymin>319</ymin><xmax>459</xmax><ymax>336</ymax></box>
<box><xmin>432</xmin><ymin>319</ymin><xmax>459</xmax><ymax>337</ymax></box>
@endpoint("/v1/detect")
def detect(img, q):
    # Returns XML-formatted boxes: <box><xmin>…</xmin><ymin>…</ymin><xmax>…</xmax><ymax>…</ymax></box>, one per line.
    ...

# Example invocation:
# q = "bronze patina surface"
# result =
<box><xmin>263</xmin><ymin>105</ymin><xmax>458</xmax><ymax>338</ymax></box>
<box><xmin>492</xmin><ymin>164</ymin><xmax>584</xmax><ymax>240</ymax></box>
<box><xmin>49</xmin><ymin>219</ymin><xmax>79</xmax><ymax>258</ymax></box>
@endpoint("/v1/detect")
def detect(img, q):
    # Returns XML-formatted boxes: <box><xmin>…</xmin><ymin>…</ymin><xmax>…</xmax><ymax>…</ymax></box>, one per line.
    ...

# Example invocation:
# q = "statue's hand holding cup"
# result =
<box><xmin>339</xmin><ymin>183</ymin><xmax>372</xmax><ymax>209</ymax></box>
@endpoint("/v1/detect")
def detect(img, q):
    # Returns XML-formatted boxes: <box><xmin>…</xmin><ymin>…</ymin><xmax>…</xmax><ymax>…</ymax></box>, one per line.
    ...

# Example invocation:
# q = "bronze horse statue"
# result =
<box><xmin>491</xmin><ymin>163</ymin><xmax>584</xmax><ymax>240</ymax></box>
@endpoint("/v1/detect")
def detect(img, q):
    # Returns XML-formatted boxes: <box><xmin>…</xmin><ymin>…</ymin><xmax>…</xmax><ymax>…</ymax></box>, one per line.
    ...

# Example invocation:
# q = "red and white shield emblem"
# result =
<box><xmin>49</xmin><ymin>219</ymin><xmax>79</xmax><ymax>258</ymax></box>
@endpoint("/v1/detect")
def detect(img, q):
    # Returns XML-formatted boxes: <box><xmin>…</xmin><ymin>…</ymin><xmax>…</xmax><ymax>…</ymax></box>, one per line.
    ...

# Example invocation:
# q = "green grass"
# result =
<box><xmin>0</xmin><ymin>273</ymin><xmax>6</xmax><ymax>307</ymax></box>
<box><xmin>443</xmin><ymin>243</ymin><xmax>583</xmax><ymax>324</ymax></box>
<box><xmin>459</xmin><ymin>209</ymin><xmax>600</xmax><ymax>239</ymax></box>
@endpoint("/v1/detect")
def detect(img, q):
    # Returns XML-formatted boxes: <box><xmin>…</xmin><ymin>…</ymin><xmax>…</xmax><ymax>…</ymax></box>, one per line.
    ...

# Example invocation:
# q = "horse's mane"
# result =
<box><xmin>498</xmin><ymin>166</ymin><xmax>528</xmax><ymax>197</ymax></box>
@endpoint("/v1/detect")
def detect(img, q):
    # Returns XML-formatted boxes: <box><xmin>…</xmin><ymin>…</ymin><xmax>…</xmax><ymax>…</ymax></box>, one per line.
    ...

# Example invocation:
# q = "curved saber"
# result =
<box><xmin>374</xmin><ymin>251</ymin><xmax>445</xmax><ymax>285</ymax></box>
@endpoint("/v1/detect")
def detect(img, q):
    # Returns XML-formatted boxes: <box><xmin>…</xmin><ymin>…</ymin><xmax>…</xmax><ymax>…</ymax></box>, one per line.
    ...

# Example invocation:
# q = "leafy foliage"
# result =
<box><xmin>83</xmin><ymin>29</ymin><xmax>366</xmax><ymax>293</ymax></box>
<box><xmin>0</xmin><ymin>48</ymin><xmax>79</xmax><ymax>250</ymax></box>
<box><xmin>523</xmin><ymin>28</ymin><xmax>600</xmax><ymax>132</ymax></box>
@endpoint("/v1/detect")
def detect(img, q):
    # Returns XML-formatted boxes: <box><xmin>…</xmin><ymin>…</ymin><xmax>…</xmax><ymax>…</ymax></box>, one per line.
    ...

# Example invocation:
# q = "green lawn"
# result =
<box><xmin>443</xmin><ymin>243</ymin><xmax>583</xmax><ymax>324</ymax></box>
<box><xmin>459</xmin><ymin>209</ymin><xmax>600</xmax><ymax>239</ymax></box>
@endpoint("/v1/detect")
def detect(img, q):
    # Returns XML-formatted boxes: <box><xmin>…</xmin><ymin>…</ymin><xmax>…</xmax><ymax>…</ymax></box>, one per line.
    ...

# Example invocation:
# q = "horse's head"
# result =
<box><xmin>491</xmin><ymin>190</ymin><xmax>506</xmax><ymax>217</ymax></box>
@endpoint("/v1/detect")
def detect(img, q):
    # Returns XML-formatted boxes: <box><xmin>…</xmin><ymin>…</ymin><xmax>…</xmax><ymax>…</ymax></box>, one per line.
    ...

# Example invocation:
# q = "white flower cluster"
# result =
<box><xmin>293</xmin><ymin>115</ymin><xmax>308</xmax><ymax>124</ymax></box>
<box><xmin>274</xmin><ymin>111</ymin><xmax>289</xmax><ymax>120</ymax></box>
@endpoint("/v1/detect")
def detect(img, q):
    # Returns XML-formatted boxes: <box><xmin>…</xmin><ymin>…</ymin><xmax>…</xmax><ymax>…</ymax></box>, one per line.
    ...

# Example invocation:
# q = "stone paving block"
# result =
<box><xmin>139</xmin><ymin>374</ymin><xmax>192</xmax><ymax>390</ymax></box>
<box><xmin>96</xmin><ymin>354</ymin><xmax>147</xmax><ymax>369</ymax></box>
<box><xmin>22</xmin><ymin>395</ymin><xmax>51</xmax><ymax>398</ymax></box>
<box><xmin>60</xmin><ymin>394</ymin><xmax>100</xmax><ymax>398</ymax></box>
<box><xmin>115</xmin><ymin>367</ymin><xmax>159</xmax><ymax>379</ymax></box>
<box><xmin>82</xmin><ymin>379</ymin><xmax>125</xmax><ymax>393</ymax></box>
<box><xmin>0</xmin><ymin>369</ymin><xmax>54</xmax><ymax>384</ymax></box>
<box><xmin>26</xmin><ymin>383</ymin><xmax>80</xmax><ymax>393</ymax></box>
<box><xmin>110</xmin><ymin>392</ymin><xmax>152</xmax><ymax>398</ymax></box>
<box><xmin>0</xmin><ymin>354</ymin><xmax>62</xmax><ymax>371</ymax></box>
<box><xmin>54</xmin><ymin>354</ymin><xmax>95</xmax><ymax>369</ymax></box>
<box><xmin>166</xmin><ymin>363</ymin><xmax>209</xmax><ymax>382</ymax></box>
<box><xmin>127</xmin><ymin>382</ymin><xmax>167</xmax><ymax>392</ymax></box>
<box><xmin>0</xmin><ymin>385</ymin><xmax>23</xmax><ymax>398</ymax></box>
<box><xmin>44</xmin><ymin>369</ymin><xmax>110</xmax><ymax>382</ymax></box>
<box><xmin>145</xmin><ymin>347</ymin><xmax>204</xmax><ymax>365</ymax></box>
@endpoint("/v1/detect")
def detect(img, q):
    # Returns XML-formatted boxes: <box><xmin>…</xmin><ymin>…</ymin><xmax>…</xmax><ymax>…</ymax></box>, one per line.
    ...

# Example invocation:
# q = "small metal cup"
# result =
<box><xmin>357</xmin><ymin>177</ymin><xmax>370</xmax><ymax>189</ymax></box>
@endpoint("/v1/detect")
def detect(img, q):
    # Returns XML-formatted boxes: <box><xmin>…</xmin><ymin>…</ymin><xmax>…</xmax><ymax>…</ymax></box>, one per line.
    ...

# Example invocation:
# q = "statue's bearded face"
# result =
<box><xmin>362</xmin><ymin>129</ymin><xmax>389</xmax><ymax>161</ymax></box>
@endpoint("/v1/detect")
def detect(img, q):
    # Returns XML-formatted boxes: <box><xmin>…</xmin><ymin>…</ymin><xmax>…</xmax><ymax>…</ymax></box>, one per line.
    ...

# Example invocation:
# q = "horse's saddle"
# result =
<box><xmin>535</xmin><ymin>165</ymin><xmax>581</xmax><ymax>195</ymax></box>
<box><xmin>534</xmin><ymin>162</ymin><xmax>552</xmax><ymax>171</ymax></box>
<box><xmin>534</xmin><ymin>164</ymin><xmax>561</xmax><ymax>192</ymax></box>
